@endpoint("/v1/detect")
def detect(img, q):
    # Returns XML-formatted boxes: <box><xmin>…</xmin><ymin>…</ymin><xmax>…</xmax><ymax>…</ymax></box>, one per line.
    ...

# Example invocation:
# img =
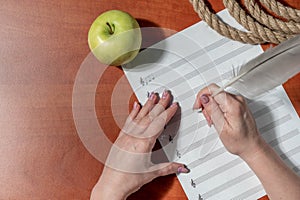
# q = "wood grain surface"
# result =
<box><xmin>0</xmin><ymin>0</ymin><xmax>299</xmax><ymax>199</ymax></box>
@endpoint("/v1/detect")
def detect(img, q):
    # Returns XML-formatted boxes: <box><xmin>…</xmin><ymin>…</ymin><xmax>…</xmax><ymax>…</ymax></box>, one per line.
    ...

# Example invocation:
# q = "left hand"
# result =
<box><xmin>91</xmin><ymin>91</ymin><xmax>189</xmax><ymax>200</ymax></box>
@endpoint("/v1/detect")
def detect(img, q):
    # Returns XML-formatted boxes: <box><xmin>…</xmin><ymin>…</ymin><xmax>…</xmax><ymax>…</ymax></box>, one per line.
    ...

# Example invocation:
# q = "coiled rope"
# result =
<box><xmin>189</xmin><ymin>0</ymin><xmax>300</xmax><ymax>44</ymax></box>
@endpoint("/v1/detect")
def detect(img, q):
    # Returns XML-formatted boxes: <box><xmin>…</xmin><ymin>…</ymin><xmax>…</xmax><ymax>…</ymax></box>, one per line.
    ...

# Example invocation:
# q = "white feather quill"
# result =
<box><xmin>213</xmin><ymin>35</ymin><xmax>300</xmax><ymax>99</ymax></box>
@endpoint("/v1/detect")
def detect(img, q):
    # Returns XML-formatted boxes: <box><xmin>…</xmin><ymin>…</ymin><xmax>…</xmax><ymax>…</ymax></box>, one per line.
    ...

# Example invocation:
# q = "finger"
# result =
<box><xmin>135</xmin><ymin>92</ymin><xmax>158</xmax><ymax>120</ymax></box>
<box><xmin>200</xmin><ymin>94</ymin><xmax>226</xmax><ymax>133</ymax></box>
<box><xmin>123</xmin><ymin>101</ymin><xmax>153</xmax><ymax>136</ymax></box>
<box><xmin>202</xmin><ymin>108</ymin><xmax>213</xmax><ymax>127</ymax></box>
<box><xmin>213</xmin><ymin>91</ymin><xmax>240</xmax><ymax>114</ymax></box>
<box><xmin>150</xmin><ymin>102</ymin><xmax>178</xmax><ymax>128</ymax></box>
<box><xmin>161</xmin><ymin>102</ymin><xmax>178</xmax><ymax>125</ymax></box>
<box><xmin>193</xmin><ymin>93</ymin><xmax>202</xmax><ymax>110</ymax></box>
<box><xmin>193</xmin><ymin>83</ymin><xmax>220</xmax><ymax>109</ymax></box>
<box><xmin>128</xmin><ymin>101</ymin><xmax>140</xmax><ymax>120</ymax></box>
<box><xmin>148</xmin><ymin>90</ymin><xmax>171</xmax><ymax>119</ymax></box>
<box><xmin>194</xmin><ymin>83</ymin><xmax>223</xmax><ymax>128</ymax></box>
<box><xmin>235</xmin><ymin>94</ymin><xmax>246</xmax><ymax>105</ymax></box>
<box><xmin>143</xmin><ymin>102</ymin><xmax>178</xmax><ymax>139</ymax></box>
<box><xmin>151</xmin><ymin>162</ymin><xmax>190</xmax><ymax>177</ymax></box>
<box><xmin>123</xmin><ymin>101</ymin><xmax>141</xmax><ymax>128</ymax></box>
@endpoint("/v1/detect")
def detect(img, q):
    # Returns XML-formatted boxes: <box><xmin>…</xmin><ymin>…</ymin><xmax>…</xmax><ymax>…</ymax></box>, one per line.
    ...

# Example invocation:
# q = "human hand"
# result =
<box><xmin>193</xmin><ymin>84</ymin><xmax>264</xmax><ymax>159</ymax></box>
<box><xmin>91</xmin><ymin>91</ymin><xmax>189</xmax><ymax>200</ymax></box>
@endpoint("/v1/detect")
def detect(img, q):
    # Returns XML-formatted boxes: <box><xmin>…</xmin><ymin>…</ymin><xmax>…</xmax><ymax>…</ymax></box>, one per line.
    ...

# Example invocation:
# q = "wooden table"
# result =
<box><xmin>1</xmin><ymin>0</ymin><xmax>299</xmax><ymax>199</ymax></box>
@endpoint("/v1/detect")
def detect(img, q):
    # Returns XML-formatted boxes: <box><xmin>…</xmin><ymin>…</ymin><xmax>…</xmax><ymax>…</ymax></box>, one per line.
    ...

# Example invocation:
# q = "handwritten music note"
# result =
<box><xmin>198</xmin><ymin>194</ymin><xmax>203</xmax><ymax>200</ymax></box>
<box><xmin>176</xmin><ymin>149</ymin><xmax>181</xmax><ymax>158</ymax></box>
<box><xmin>140</xmin><ymin>74</ymin><xmax>155</xmax><ymax>86</ymax></box>
<box><xmin>191</xmin><ymin>179</ymin><xmax>196</xmax><ymax>188</ymax></box>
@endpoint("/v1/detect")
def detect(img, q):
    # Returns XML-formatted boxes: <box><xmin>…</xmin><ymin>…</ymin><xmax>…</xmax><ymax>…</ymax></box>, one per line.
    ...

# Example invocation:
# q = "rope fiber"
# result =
<box><xmin>189</xmin><ymin>0</ymin><xmax>300</xmax><ymax>44</ymax></box>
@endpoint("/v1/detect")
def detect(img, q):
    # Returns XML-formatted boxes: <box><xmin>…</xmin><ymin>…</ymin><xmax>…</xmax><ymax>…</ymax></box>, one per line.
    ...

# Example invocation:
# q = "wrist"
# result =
<box><xmin>239</xmin><ymin>136</ymin><xmax>268</xmax><ymax>163</ymax></box>
<box><xmin>91</xmin><ymin>180</ymin><xmax>128</xmax><ymax>200</ymax></box>
<box><xmin>91</xmin><ymin>168</ymin><xmax>131</xmax><ymax>200</ymax></box>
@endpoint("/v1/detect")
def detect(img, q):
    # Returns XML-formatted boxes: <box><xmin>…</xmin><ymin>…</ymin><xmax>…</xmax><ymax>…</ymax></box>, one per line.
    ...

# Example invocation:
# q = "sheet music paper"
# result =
<box><xmin>122</xmin><ymin>10</ymin><xmax>300</xmax><ymax>200</ymax></box>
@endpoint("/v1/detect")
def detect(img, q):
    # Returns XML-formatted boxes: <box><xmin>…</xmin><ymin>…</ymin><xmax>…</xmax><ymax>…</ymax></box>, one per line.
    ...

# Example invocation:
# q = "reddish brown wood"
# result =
<box><xmin>0</xmin><ymin>0</ymin><xmax>299</xmax><ymax>199</ymax></box>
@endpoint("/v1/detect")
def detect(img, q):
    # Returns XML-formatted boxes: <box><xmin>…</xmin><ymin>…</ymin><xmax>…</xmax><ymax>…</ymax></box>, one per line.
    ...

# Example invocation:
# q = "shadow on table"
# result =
<box><xmin>137</xmin><ymin>18</ymin><xmax>176</xmax><ymax>49</ymax></box>
<box><xmin>122</xmin><ymin>18</ymin><xmax>177</xmax><ymax>70</ymax></box>
<box><xmin>128</xmin><ymin>174</ymin><xmax>183</xmax><ymax>200</ymax></box>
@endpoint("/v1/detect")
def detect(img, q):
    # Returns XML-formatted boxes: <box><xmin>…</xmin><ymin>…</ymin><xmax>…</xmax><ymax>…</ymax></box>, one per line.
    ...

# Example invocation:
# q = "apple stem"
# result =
<box><xmin>106</xmin><ymin>22</ymin><xmax>115</xmax><ymax>34</ymax></box>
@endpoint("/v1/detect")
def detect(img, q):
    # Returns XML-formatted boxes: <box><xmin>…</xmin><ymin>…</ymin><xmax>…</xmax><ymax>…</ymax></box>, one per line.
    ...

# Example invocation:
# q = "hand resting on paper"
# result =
<box><xmin>91</xmin><ymin>84</ymin><xmax>300</xmax><ymax>200</ymax></box>
<box><xmin>90</xmin><ymin>91</ymin><xmax>189</xmax><ymax>200</ymax></box>
<box><xmin>194</xmin><ymin>83</ymin><xmax>300</xmax><ymax>200</ymax></box>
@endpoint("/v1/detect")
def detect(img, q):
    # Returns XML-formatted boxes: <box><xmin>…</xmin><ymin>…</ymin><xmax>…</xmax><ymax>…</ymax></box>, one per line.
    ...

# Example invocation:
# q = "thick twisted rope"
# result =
<box><xmin>189</xmin><ymin>0</ymin><xmax>265</xmax><ymax>44</ymax></box>
<box><xmin>224</xmin><ymin>0</ymin><xmax>290</xmax><ymax>43</ymax></box>
<box><xmin>259</xmin><ymin>0</ymin><xmax>300</xmax><ymax>22</ymax></box>
<box><xmin>189</xmin><ymin>0</ymin><xmax>300</xmax><ymax>44</ymax></box>
<box><xmin>244</xmin><ymin>0</ymin><xmax>300</xmax><ymax>34</ymax></box>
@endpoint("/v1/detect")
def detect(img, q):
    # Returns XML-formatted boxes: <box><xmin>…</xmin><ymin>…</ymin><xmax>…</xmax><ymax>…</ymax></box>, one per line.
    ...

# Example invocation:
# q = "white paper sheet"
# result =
<box><xmin>122</xmin><ymin>10</ymin><xmax>300</xmax><ymax>200</ymax></box>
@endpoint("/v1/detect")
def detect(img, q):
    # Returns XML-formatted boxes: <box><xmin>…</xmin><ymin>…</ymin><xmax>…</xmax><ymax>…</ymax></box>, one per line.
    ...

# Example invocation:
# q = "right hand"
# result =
<box><xmin>193</xmin><ymin>84</ymin><xmax>263</xmax><ymax>159</ymax></box>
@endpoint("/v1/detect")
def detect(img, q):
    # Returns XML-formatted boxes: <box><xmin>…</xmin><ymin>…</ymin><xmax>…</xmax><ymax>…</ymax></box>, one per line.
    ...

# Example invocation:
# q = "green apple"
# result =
<box><xmin>88</xmin><ymin>10</ymin><xmax>142</xmax><ymax>66</ymax></box>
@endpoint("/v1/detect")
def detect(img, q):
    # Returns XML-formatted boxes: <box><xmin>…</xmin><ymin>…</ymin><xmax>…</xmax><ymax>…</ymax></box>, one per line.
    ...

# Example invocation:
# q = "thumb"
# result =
<box><xmin>150</xmin><ymin>162</ymin><xmax>190</xmax><ymax>177</ymax></box>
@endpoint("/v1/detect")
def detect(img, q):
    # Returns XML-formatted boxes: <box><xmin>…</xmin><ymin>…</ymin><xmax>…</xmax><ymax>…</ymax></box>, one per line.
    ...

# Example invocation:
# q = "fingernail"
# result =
<box><xmin>149</xmin><ymin>92</ymin><xmax>155</xmax><ymax>100</ymax></box>
<box><xmin>133</xmin><ymin>101</ymin><xmax>138</xmax><ymax>109</ymax></box>
<box><xmin>193</xmin><ymin>104</ymin><xmax>203</xmax><ymax>113</ymax></box>
<box><xmin>184</xmin><ymin>165</ymin><xmax>190</xmax><ymax>173</ymax></box>
<box><xmin>197</xmin><ymin>108</ymin><xmax>203</xmax><ymax>113</ymax></box>
<box><xmin>162</xmin><ymin>90</ymin><xmax>168</xmax><ymax>99</ymax></box>
<box><xmin>171</xmin><ymin>102</ymin><xmax>178</xmax><ymax>107</ymax></box>
<box><xmin>200</xmin><ymin>94</ymin><xmax>209</xmax><ymax>104</ymax></box>
<box><xmin>177</xmin><ymin>165</ymin><xmax>190</xmax><ymax>174</ymax></box>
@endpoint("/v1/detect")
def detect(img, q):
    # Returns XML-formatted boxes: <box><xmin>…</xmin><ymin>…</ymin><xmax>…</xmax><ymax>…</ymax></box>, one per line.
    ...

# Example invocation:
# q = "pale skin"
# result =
<box><xmin>194</xmin><ymin>84</ymin><xmax>300</xmax><ymax>200</ymax></box>
<box><xmin>91</xmin><ymin>84</ymin><xmax>300</xmax><ymax>200</ymax></box>
<box><xmin>91</xmin><ymin>90</ymin><xmax>189</xmax><ymax>200</ymax></box>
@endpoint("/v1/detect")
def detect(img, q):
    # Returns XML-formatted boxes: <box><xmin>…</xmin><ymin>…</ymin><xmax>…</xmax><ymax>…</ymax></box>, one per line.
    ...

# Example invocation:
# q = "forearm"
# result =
<box><xmin>90</xmin><ymin>172</ymin><xmax>128</xmax><ymax>200</ymax></box>
<box><xmin>241</xmin><ymin>138</ymin><xmax>300</xmax><ymax>200</ymax></box>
